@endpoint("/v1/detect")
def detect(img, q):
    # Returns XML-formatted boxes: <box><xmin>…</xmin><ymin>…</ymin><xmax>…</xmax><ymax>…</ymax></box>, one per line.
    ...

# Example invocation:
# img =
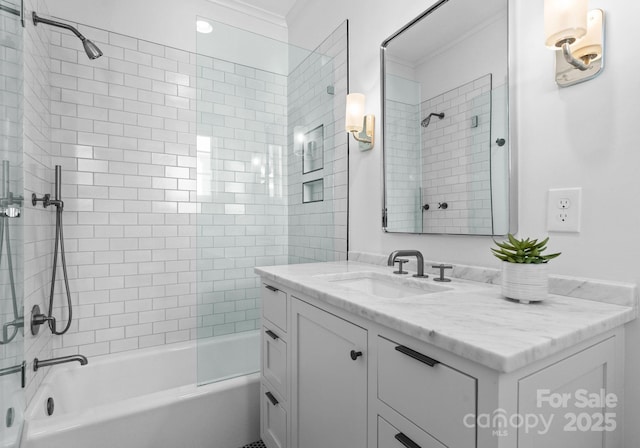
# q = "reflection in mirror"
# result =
<box><xmin>381</xmin><ymin>0</ymin><xmax>514</xmax><ymax>235</ymax></box>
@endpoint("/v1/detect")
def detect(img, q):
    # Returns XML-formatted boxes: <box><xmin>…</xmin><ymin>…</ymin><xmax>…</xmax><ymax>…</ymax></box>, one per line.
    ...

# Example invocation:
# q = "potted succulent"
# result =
<box><xmin>491</xmin><ymin>234</ymin><xmax>561</xmax><ymax>303</ymax></box>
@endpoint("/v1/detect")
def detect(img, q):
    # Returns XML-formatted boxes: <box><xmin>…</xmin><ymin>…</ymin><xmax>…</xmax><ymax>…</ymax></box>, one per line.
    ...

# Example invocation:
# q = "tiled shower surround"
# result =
<box><xmin>44</xmin><ymin>22</ymin><xmax>347</xmax><ymax>357</ymax></box>
<box><xmin>287</xmin><ymin>22</ymin><xmax>348</xmax><ymax>263</ymax></box>
<box><xmin>421</xmin><ymin>74</ymin><xmax>492</xmax><ymax>234</ymax></box>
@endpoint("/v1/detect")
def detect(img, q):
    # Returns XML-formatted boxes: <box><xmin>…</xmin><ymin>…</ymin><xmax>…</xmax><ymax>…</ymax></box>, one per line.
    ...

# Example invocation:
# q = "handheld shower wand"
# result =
<box><xmin>31</xmin><ymin>166</ymin><xmax>73</xmax><ymax>335</ymax></box>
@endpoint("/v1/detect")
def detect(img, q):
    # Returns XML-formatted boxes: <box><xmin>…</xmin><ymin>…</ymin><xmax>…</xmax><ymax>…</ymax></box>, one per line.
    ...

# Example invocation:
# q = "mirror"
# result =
<box><xmin>381</xmin><ymin>0</ymin><xmax>515</xmax><ymax>235</ymax></box>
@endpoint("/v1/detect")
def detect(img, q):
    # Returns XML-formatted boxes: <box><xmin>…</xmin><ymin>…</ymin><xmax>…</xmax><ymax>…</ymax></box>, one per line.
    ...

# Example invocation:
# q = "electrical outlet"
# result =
<box><xmin>547</xmin><ymin>188</ymin><xmax>581</xmax><ymax>232</ymax></box>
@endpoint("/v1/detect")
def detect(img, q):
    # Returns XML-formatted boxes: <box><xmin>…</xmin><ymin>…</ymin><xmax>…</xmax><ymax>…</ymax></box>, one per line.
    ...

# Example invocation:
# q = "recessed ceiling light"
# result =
<box><xmin>196</xmin><ymin>20</ymin><xmax>213</xmax><ymax>34</ymax></box>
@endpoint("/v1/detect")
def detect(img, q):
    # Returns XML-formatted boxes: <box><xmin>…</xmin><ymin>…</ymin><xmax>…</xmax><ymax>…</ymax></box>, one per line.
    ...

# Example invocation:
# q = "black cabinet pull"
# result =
<box><xmin>265</xmin><ymin>285</ymin><xmax>279</xmax><ymax>292</ymax></box>
<box><xmin>265</xmin><ymin>391</ymin><xmax>279</xmax><ymax>406</ymax></box>
<box><xmin>395</xmin><ymin>432</ymin><xmax>422</xmax><ymax>448</ymax></box>
<box><xmin>350</xmin><ymin>350</ymin><xmax>363</xmax><ymax>360</ymax></box>
<box><xmin>395</xmin><ymin>345</ymin><xmax>439</xmax><ymax>367</ymax></box>
<box><xmin>265</xmin><ymin>329</ymin><xmax>279</xmax><ymax>340</ymax></box>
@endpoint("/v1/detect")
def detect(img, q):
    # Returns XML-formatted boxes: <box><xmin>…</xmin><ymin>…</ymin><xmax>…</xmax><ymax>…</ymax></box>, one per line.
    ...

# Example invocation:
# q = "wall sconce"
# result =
<box><xmin>345</xmin><ymin>93</ymin><xmax>375</xmax><ymax>151</ymax></box>
<box><xmin>544</xmin><ymin>0</ymin><xmax>605</xmax><ymax>87</ymax></box>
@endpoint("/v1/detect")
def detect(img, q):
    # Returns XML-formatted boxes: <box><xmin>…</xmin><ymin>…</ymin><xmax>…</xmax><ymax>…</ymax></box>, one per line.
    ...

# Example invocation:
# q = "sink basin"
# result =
<box><xmin>319</xmin><ymin>272</ymin><xmax>450</xmax><ymax>299</ymax></box>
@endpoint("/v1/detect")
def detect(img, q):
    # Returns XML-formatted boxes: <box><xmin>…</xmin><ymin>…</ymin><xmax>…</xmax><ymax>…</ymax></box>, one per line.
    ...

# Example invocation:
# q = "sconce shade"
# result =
<box><xmin>544</xmin><ymin>0</ymin><xmax>588</xmax><ymax>48</ymax></box>
<box><xmin>572</xmin><ymin>9</ymin><xmax>602</xmax><ymax>62</ymax></box>
<box><xmin>345</xmin><ymin>93</ymin><xmax>366</xmax><ymax>132</ymax></box>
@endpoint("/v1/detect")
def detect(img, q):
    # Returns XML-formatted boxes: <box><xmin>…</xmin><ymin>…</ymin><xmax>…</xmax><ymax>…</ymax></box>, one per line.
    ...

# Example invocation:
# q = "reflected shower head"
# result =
<box><xmin>32</xmin><ymin>12</ymin><xmax>103</xmax><ymax>60</ymax></box>
<box><xmin>421</xmin><ymin>112</ymin><xmax>445</xmax><ymax>128</ymax></box>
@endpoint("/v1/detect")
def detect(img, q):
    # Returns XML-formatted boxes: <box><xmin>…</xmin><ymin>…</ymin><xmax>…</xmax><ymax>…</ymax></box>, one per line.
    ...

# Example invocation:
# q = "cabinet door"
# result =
<box><xmin>518</xmin><ymin>337</ymin><xmax>617</xmax><ymax>448</ymax></box>
<box><xmin>291</xmin><ymin>298</ymin><xmax>368</xmax><ymax>448</ymax></box>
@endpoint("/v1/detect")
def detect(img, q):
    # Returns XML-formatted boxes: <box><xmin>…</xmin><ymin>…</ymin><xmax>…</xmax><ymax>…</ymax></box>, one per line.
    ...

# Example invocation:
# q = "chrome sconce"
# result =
<box><xmin>545</xmin><ymin>0</ymin><xmax>605</xmax><ymax>87</ymax></box>
<box><xmin>345</xmin><ymin>93</ymin><xmax>375</xmax><ymax>151</ymax></box>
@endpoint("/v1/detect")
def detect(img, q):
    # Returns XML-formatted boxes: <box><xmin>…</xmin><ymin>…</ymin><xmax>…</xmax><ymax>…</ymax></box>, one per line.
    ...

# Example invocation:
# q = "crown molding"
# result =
<box><xmin>205</xmin><ymin>0</ymin><xmax>288</xmax><ymax>30</ymax></box>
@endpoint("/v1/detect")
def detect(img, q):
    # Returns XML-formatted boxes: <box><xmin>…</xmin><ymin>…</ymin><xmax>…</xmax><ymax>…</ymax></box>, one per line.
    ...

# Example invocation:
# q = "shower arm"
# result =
<box><xmin>32</xmin><ymin>12</ymin><xmax>85</xmax><ymax>40</ymax></box>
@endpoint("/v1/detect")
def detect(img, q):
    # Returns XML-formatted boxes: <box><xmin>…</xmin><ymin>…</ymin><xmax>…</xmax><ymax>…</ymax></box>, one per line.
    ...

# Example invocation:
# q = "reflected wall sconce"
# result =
<box><xmin>345</xmin><ymin>93</ymin><xmax>375</xmax><ymax>151</ymax></box>
<box><xmin>544</xmin><ymin>0</ymin><xmax>605</xmax><ymax>87</ymax></box>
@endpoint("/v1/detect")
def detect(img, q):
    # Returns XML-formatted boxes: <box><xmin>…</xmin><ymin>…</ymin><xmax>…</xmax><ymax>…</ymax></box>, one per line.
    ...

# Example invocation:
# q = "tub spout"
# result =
<box><xmin>33</xmin><ymin>355</ymin><xmax>88</xmax><ymax>372</ymax></box>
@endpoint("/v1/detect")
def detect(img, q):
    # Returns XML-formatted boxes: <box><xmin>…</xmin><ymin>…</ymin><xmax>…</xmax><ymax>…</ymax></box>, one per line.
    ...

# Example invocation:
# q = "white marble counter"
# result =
<box><xmin>255</xmin><ymin>261</ymin><xmax>637</xmax><ymax>373</ymax></box>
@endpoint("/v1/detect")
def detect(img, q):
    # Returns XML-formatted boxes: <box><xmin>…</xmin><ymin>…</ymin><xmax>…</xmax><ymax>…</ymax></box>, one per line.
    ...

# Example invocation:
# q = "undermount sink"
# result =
<box><xmin>318</xmin><ymin>272</ymin><xmax>451</xmax><ymax>299</ymax></box>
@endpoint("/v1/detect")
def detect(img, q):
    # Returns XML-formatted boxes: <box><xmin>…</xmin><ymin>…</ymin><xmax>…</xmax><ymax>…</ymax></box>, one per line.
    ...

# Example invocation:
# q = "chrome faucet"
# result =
<box><xmin>33</xmin><ymin>355</ymin><xmax>88</xmax><ymax>372</ymax></box>
<box><xmin>387</xmin><ymin>250</ymin><xmax>427</xmax><ymax>278</ymax></box>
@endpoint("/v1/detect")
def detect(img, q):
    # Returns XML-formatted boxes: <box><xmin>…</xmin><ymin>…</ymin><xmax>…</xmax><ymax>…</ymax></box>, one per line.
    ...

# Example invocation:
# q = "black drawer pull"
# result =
<box><xmin>350</xmin><ymin>350</ymin><xmax>363</xmax><ymax>360</ymax></box>
<box><xmin>265</xmin><ymin>285</ymin><xmax>279</xmax><ymax>292</ymax></box>
<box><xmin>265</xmin><ymin>391</ymin><xmax>279</xmax><ymax>406</ymax></box>
<box><xmin>395</xmin><ymin>345</ymin><xmax>439</xmax><ymax>367</ymax></box>
<box><xmin>395</xmin><ymin>432</ymin><xmax>421</xmax><ymax>448</ymax></box>
<box><xmin>265</xmin><ymin>329</ymin><xmax>279</xmax><ymax>340</ymax></box>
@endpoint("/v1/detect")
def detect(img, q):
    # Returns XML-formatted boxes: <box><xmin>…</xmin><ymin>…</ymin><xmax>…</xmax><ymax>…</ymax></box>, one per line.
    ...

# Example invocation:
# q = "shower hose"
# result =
<box><xmin>0</xmin><ymin>213</ymin><xmax>19</xmax><ymax>344</ymax></box>
<box><xmin>48</xmin><ymin>203</ymin><xmax>72</xmax><ymax>335</ymax></box>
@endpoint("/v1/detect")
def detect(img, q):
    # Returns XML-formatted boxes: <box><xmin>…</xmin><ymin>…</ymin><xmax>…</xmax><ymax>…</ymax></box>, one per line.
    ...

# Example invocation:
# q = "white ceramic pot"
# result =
<box><xmin>501</xmin><ymin>262</ymin><xmax>549</xmax><ymax>304</ymax></box>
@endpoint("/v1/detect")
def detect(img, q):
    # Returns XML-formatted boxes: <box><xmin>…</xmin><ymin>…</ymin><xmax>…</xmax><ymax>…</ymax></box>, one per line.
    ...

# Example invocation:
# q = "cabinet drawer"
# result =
<box><xmin>261</xmin><ymin>384</ymin><xmax>287</xmax><ymax>448</ymax></box>
<box><xmin>262</xmin><ymin>283</ymin><xmax>287</xmax><ymax>332</ymax></box>
<box><xmin>262</xmin><ymin>325</ymin><xmax>287</xmax><ymax>399</ymax></box>
<box><xmin>378</xmin><ymin>415</ymin><xmax>446</xmax><ymax>448</ymax></box>
<box><xmin>378</xmin><ymin>336</ymin><xmax>476</xmax><ymax>448</ymax></box>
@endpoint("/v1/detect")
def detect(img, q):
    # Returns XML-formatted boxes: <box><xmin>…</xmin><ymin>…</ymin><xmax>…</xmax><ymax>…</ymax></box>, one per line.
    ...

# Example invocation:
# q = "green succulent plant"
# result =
<box><xmin>491</xmin><ymin>234</ymin><xmax>561</xmax><ymax>264</ymax></box>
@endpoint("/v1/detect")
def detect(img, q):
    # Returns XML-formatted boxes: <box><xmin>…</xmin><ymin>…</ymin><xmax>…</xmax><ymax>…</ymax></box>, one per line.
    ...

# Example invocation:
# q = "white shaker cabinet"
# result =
<box><xmin>290</xmin><ymin>298</ymin><xmax>367</xmax><ymax>448</ymax></box>
<box><xmin>259</xmin><ymin>276</ymin><xmax>625</xmax><ymax>448</ymax></box>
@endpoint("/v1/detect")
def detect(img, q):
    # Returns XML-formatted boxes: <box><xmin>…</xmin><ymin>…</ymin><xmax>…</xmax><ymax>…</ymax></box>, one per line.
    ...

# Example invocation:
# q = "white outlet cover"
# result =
<box><xmin>547</xmin><ymin>188</ymin><xmax>582</xmax><ymax>232</ymax></box>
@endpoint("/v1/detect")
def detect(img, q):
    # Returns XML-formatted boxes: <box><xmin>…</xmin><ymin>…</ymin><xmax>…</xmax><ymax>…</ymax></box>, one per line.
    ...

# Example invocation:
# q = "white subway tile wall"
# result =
<box><xmin>288</xmin><ymin>22</ymin><xmax>348</xmax><ymax>263</ymax></box>
<box><xmin>195</xmin><ymin>53</ymin><xmax>289</xmax><ymax>339</ymax></box>
<box><xmin>44</xmin><ymin>22</ymin><xmax>349</xmax><ymax>356</ymax></box>
<box><xmin>23</xmin><ymin>0</ymin><xmax>56</xmax><ymax>403</ymax></box>
<box><xmin>48</xmin><ymin>25</ymin><xmax>198</xmax><ymax>358</ymax></box>
<box><xmin>421</xmin><ymin>74</ymin><xmax>493</xmax><ymax>234</ymax></box>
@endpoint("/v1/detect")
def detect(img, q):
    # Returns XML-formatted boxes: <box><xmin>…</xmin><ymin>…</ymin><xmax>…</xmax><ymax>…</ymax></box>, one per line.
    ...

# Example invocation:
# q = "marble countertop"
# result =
<box><xmin>255</xmin><ymin>261</ymin><xmax>637</xmax><ymax>373</ymax></box>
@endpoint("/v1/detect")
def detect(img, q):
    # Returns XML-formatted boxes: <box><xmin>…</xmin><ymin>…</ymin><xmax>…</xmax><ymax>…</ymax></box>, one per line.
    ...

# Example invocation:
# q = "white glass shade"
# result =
<box><xmin>345</xmin><ymin>93</ymin><xmax>365</xmax><ymax>133</ymax></box>
<box><xmin>544</xmin><ymin>0</ymin><xmax>588</xmax><ymax>48</ymax></box>
<box><xmin>572</xmin><ymin>9</ymin><xmax>603</xmax><ymax>62</ymax></box>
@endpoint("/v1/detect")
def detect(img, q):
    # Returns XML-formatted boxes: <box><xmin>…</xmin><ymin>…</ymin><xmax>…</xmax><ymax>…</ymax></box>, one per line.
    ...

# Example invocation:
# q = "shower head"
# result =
<box><xmin>32</xmin><ymin>12</ymin><xmax>103</xmax><ymax>60</ymax></box>
<box><xmin>421</xmin><ymin>112</ymin><xmax>445</xmax><ymax>128</ymax></box>
<box><xmin>82</xmin><ymin>38</ymin><xmax>103</xmax><ymax>60</ymax></box>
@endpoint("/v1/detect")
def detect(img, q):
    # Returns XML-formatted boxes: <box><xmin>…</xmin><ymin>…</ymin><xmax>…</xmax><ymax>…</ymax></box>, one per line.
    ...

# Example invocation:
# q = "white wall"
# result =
<box><xmin>48</xmin><ymin>0</ymin><xmax>288</xmax><ymax>52</ymax></box>
<box><xmin>287</xmin><ymin>0</ymin><xmax>640</xmax><ymax>444</ymax></box>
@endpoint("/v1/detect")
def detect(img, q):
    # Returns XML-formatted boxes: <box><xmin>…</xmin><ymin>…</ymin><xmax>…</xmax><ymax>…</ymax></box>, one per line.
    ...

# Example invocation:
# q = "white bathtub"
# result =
<box><xmin>22</xmin><ymin>331</ymin><xmax>260</xmax><ymax>448</ymax></box>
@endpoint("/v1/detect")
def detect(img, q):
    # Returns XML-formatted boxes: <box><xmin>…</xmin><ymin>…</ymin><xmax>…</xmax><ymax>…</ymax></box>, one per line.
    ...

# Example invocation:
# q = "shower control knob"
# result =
<box><xmin>30</xmin><ymin>305</ymin><xmax>56</xmax><ymax>335</ymax></box>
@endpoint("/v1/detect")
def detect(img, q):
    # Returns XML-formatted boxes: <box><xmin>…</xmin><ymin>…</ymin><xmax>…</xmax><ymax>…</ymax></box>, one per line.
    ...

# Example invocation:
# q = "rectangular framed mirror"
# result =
<box><xmin>380</xmin><ymin>0</ymin><xmax>516</xmax><ymax>235</ymax></box>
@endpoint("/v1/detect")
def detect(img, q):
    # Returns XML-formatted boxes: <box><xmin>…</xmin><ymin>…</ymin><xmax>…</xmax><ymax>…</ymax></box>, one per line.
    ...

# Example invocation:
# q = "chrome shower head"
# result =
<box><xmin>82</xmin><ymin>38</ymin><xmax>103</xmax><ymax>60</ymax></box>
<box><xmin>32</xmin><ymin>12</ymin><xmax>103</xmax><ymax>60</ymax></box>
<box><xmin>421</xmin><ymin>112</ymin><xmax>445</xmax><ymax>128</ymax></box>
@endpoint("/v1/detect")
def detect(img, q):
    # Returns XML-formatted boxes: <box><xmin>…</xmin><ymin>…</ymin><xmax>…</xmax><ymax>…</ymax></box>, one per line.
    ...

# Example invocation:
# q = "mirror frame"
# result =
<box><xmin>380</xmin><ymin>0</ymin><xmax>518</xmax><ymax>236</ymax></box>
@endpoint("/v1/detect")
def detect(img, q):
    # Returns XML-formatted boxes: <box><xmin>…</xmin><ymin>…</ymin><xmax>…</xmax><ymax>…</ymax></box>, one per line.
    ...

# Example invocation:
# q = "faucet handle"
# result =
<box><xmin>431</xmin><ymin>264</ymin><xmax>453</xmax><ymax>282</ymax></box>
<box><xmin>393</xmin><ymin>259</ymin><xmax>409</xmax><ymax>275</ymax></box>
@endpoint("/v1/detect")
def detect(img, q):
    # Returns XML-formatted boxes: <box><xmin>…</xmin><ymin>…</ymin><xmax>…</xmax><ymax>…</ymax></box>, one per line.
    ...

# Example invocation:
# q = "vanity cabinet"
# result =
<box><xmin>290</xmin><ymin>298</ymin><xmax>367</xmax><ymax>448</ymax></box>
<box><xmin>260</xmin><ymin>277</ymin><xmax>624</xmax><ymax>448</ymax></box>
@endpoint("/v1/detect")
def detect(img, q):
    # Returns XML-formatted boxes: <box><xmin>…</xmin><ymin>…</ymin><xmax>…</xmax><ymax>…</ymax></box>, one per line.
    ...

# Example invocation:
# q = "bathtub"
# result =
<box><xmin>22</xmin><ymin>331</ymin><xmax>260</xmax><ymax>448</ymax></box>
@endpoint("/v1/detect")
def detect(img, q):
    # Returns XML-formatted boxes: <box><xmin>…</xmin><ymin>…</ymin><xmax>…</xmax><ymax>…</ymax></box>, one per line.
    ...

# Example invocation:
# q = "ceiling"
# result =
<box><xmin>230</xmin><ymin>0</ymin><xmax>299</xmax><ymax>19</ymax></box>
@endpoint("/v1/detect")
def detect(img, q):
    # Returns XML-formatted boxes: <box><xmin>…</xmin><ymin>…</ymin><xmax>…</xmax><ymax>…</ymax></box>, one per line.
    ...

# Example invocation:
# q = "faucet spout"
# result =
<box><xmin>33</xmin><ymin>355</ymin><xmax>88</xmax><ymax>372</ymax></box>
<box><xmin>387</xmin><ymin>250</ymin><xmax>427</xmax><ymax>278</ymax></box>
